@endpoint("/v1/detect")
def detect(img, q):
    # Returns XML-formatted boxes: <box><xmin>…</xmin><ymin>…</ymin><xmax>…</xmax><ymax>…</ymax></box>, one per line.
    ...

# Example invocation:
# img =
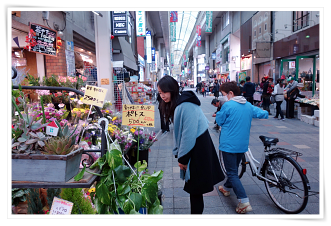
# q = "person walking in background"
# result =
<box><xmin>242</xmin><ymin>76</ymin><xmax>255</xmax><ymax>105</ymax></box>
<box><xmin>201</xmin><ymin>83</ymin><xmax>206</xmax><ymax>97</ymax></box>
<box><xmin>239</xmin><ymin>80</ymin><xmax>245</xmax><ymax>96</ymax></box>
<box><xmin>285</xmin><ymin>77</ymin><xmax>298</xmax><ymax>119</ymax></box>
<box><xmin>215</xmin><ymin>81</ymin><xmax>268</xmax><ymax>214</ymax></box>
<box><xmin>157</xmin><ymin>75</ymin><xmax>224</xmax><ymax>214</ymax></box>
<box><xmin>213</xmin><ymin>80</ymin><xmax>220</xmax><ymax>99</ymax></box>
<box><xmin>262</xmin><ymin>76</ymin><xmax>273</xmax><ymax>115</ymax></box>
<box><xmin>272</xmin><ymin>78</ymin><xmax>285</xmax><ymax>120</ymax></box>
<box><xmin>260</xmin><ymin>76</ymin><xmax>266</xmax><ymax>89</ymax></box>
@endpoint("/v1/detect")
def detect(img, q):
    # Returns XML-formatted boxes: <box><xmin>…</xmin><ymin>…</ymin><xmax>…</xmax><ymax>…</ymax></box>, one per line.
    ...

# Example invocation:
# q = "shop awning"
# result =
<box><xmin>114</xmin><ymin>37</ymin><xmax>138</xmax><ymax>71</ymax></box>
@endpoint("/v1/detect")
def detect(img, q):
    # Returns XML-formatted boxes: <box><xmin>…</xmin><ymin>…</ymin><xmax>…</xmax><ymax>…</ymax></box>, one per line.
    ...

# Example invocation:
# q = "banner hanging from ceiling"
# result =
<box><xmin>196</xmin><ymin>25</ymin><xmax>201</xmax><ymax>47</ymax></box>
<box><xmin>170</xmin><ymin>11</ymin><xmax>178</xmax><ymax>22</ymax></box>
<box><xmin>136</xmin><ymin>11</ymin><xmax>146</xmax><ymax>36</ymax></box>
<box><xmin>205</xmin><ymin>11</ymin><xmax>213</xmax><ymax>33</ymax></box>
<box><xmin>170</xmin><ymin>22</ymin><xmax>176</xmax><ymax>42</ymax></box>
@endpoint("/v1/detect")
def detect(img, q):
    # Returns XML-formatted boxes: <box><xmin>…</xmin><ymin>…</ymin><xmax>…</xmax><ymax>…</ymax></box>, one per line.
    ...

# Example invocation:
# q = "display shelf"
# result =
<box><xmin>12</xmin><ymin>168</ymin><xmax>101</xmax><ymax>189</ymax></box>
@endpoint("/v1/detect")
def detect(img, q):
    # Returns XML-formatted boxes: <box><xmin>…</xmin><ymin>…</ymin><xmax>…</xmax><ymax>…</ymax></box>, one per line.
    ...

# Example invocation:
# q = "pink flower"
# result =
<box><xmin>45</xmin><ymin>112</ymin><xmax>49</xmax><ymax>116</ymax></box>
<box><xmin>47</xmin><ymin>103</ymin><xmax>54</xmax><ymax>108</ymax></box>
<box><xmin>46</xmin><ymin>116</ymin><xmax>51</xmax><ymax>119</ymax></box>
<box><xmin>58</xmin><ymin>103</ymin><xmax>65</xmax><ymax>108</ymax></box>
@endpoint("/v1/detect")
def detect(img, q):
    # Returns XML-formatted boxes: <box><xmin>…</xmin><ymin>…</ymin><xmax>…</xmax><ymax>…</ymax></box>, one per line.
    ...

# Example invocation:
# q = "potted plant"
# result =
<box><xmin>12</xmin><ymin>86</ymin><xmax>83</xmax><ymax>183</ymax></box>
<box><xmin>74</xmin><ymin>141</ymin><xmax>163</xmax><ymax>214</ymax></box>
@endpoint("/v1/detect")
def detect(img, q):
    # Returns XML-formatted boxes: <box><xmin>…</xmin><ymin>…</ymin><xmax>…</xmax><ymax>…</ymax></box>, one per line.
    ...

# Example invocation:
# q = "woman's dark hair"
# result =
<box><xmin>220</xmin><ymin>81</ymin><xmax>241</xmax><ymax>96</ymax></box>
<box><xmin>277</xmin><ymin>78</ymin><xmax>283</xmax><ymax>88</ymax></box>
<box><xmin>261</xmin><ymin>77</ymin><xmax>266</xmax><ymax>82</ymax></box>
<box><xmin>157</xmin><ymin>75</ymin><xmax>179</xmax><ymax>123</ymax></box>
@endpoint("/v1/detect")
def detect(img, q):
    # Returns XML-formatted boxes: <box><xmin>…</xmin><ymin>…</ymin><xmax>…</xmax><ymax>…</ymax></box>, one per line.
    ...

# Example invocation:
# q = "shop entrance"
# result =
<box><xmin>280</xmin><ymin>55</ymin><xmax>318</xmax><ymax>97</ymax></box>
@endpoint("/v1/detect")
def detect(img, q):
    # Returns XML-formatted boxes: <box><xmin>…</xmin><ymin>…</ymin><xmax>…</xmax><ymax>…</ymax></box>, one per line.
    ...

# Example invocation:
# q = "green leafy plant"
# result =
<box><xmin>26</xmin><ymin>73</ymin><xmax>40</xmax><ymax>86</ymax></box>
<box><xmin>12</xmin><ymin>131</ymin><xmax>48</xmax><ymax>154</ymax></box>
<box><xmin>42</xmin><ymin>136</ymin><xmax>76</xmax><ymax>155</ymax></box>
<box><xmin>12</xmin><ymin>188</ymin><xmax>30</xmax><ymax>207</ymax></box>
<box><xmin>60</xmin><ymin>188</ymin><xmax>96</xmax><ymax>214</ymax></box>
<box><xmin>74</xmin><ymin>145</ymin><xmax>163</xmax><ymax>214</ymax></box>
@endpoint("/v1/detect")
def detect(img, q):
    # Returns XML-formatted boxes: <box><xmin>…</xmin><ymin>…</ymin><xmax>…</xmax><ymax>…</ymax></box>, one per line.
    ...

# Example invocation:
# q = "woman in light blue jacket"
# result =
<box><xmin>216</xmin><ymin>81</ymin><xmax>268</xmax><ymax>214</ymax></box>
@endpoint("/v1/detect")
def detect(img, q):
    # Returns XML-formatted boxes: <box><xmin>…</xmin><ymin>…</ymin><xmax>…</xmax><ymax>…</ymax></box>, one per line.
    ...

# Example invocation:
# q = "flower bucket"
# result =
<box><xmin>12</xmin><ymin>148</ymin><xmax>84</xmax><ymax>183</ymax></box>
<box><xmin>127</xmin><ymin>148</ymin><xmax>149</xmax><ymax>166</ymax></box>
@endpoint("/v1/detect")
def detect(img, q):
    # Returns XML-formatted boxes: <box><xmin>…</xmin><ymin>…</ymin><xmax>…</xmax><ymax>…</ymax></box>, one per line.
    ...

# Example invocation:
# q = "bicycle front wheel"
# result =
<box><xmin>219</xmin><ymin>150</ymin><xmax>246</xmax><ymax>179</ymax></box>
<box><xmin>262</xmin><ymin>154</ymin><xmax>309</xmax><ymax>214</ymax></box>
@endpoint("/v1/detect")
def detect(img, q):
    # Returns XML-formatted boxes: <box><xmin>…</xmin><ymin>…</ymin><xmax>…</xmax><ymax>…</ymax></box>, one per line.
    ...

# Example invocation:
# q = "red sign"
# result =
<box><xmin>170</xmin><ymin>11</ymin><xmax>178</xmax><ymax>22</ymax></box>
<box><xmin>196</xmin><ymin>25</ymin><xmax>201</xmax><ymax>35</ymax></box>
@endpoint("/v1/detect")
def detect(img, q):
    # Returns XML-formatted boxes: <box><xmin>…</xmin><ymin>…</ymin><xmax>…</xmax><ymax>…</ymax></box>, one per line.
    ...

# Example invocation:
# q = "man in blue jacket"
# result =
<box><xmin>216</xmin><ymin>81</ymin><xmax>268</xmax><ymax>214</ymax></box>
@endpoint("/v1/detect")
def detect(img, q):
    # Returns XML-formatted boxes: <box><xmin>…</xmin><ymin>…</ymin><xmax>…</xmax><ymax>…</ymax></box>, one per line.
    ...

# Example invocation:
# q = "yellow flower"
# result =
<box><xmin>105</xmin><ymin>110</ymin><xmax>110</xmax><ymax>113</ymax></box>
<box><xmin>88</xmin><ymin>187</ymin><xmax>95</xmax><ymax>193</ymax></box>
<box><xmin>80</xmin><ymin>97</ymin><xmax>84</xmax><ymax>101</ymax></box>
<box><xmin>70</xmin><ymin>98</ymin><xmax>74</xmax><ymax>101</ymax></box>
<box><xmin>112</xmin><ymin>117</ymin><xmax>117</xmax><ymax>121</ymax></box>
<box><xmin>130</xmin><ymin>128</ymin><xmax>135</xmax><ymax>133</ymax></box>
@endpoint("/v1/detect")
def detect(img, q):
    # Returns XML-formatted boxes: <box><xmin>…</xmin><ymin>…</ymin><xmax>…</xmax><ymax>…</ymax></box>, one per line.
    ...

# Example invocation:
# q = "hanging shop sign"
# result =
<box><xmin>170</xmin><ymin>22</ymin><xmax>176</xmax><ymax>42</ymax></box>
<box><xmin>170</xmin><ymin>11</ymin><xmax>178</xmax><ymax>22</ymax></box>
<box><xmin>185</xmin><ymin>50</ymin><xmax>188</xmax><ymax>62</ymax></box>
<box><xmin>205</xmin><ymin>11</ymin><xmax>213</xmax><ymax>33</ymax></box>
<box><xmin>26</xmin><ymin>23</ymin><xmax>57</xmax><ymax>57</ymax></box>
<box><xmin>212</xmin><ymin>52</ymin><xmax>216</xmax><ymax>60</ymax></box>
<box><xmin>136</xmin><ymin>11</ymin><xmax>146</xmax><ymax>36</ymax></box>
<box><xmin>122</xmin><ymin>104</ymin><xmax>155</xmax><ymax>127</ymax></box>
<box><xmin>216</xmin><ymin>46</ymin><xmax>222</xmax><ymax>64</ymax></box>
<box><xmin>196</xmin><ymin>25</ymin><xmax>201</xmax><ymax>47</ymax></box>
<box><xmin>146</xmin><ymin>31</ymin><xmax>152</xmax><ymax>63</ymax></box>
<box><xmin>151</xmin><ymin>47</ymin><xmax>155</xmax><ymax>61</ymax></box>
<box><xmin>255</xmin><ymin>42</ymin><xmax>271</xmax><ymax>58</ymax></box>
<box><xmin>112</xmin><ymin>11</ymin><xmax>128</xmax><ymax>36</ymax></box>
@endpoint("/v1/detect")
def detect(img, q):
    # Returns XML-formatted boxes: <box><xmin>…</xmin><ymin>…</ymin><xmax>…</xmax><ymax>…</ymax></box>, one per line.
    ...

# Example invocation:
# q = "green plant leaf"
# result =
<box><xmin>62</xmin><ymin>125</ymin><xmax>69</xmax><ymax>137</ymax></box>
<box><xmin>106</xmin><ymin>149</ymin><xmax>122</xmax><ymax>170</ymax></box>
<box><xmin>148</xmin><ymin>204</ymin><xmax>163</xmax><ymax>214</ymax></box>
<box><xmin>30</xmin><ymin>122</ymin><xmax>42</xmax><ymax>130</ymax></box>
<box><xmin>96</xmin><ymin>183</ymin><xmax>111</xmax><ymax>205</ymax></box>
<box><xmin>17</xmin><ymin>137</ymin><xmax>27</xmax><ymax>143</ymax></box>
<box><xmin>90</xmin><ymin>155</ymin><xmax>106</xmax><ymax>170</ymax></box>
<box><xmin>148</xmin><ymin>170</ymin><xmax>164</xmax><ymax>183</ymax></box>
<box><xmin>129</xmin><ymin>209</ymin><xmax>140</xmax><ymax>214</ymax></box>
<box><xmin>117</xmin><ymin>184</ymin><xmax>131</xmax><ymax>196</ymax></box>
<box><xmin>74</xmin><ymin>164</ymin><xmax>86</xmax><ymax>181</ymax></box>
<box><xmin>134</xmin><ymin>160</ymin><xmax>148</xmax><ymax>172</ymax></box>
<box><xmin>129</xmin><ymin>193</ymin><xmax>142</xmax><ymax>211</ymax></box>
<box><xmin>54</xmin><ymin>120</ymin><xmax>63</xmax><ymax>137</ymax></box>
<box><xmin>122</xmin><ymin>199</ymin><xmax>134</xmax><ymax>214</ymax></box>
<box><xmin>114</xmin><ymin>165</ymin><xmax>131</xmax><ymax>183</ymax></box>
<box><xmin>141</xmin><ymin>182</ymin><xmax>158</xmax><ymax>204</ymax></box>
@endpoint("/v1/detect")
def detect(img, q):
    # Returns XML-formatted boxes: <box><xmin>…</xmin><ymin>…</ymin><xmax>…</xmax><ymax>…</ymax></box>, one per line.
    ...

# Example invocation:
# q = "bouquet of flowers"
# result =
<box><xmin>130</xmin><ymin>127</ymin><xmax>160</xmax><ymax>150</ymax></box>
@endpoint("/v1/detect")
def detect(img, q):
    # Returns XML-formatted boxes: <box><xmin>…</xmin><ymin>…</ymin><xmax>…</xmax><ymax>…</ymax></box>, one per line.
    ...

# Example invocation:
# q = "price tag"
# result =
<box><xmin>82</xmin><ymin>85</ymin><xmax>108</xmax><ymax>107</ymax></box>
<box><xmin>101</xmin><ymin>78</ymin><xmax>109</xmax><ymax>85</ymax></box>
<box><xmin>122</xmin><ymin>104</ymin><xmax>155</xmax><ymax>127</ymax></box>
<box><xmin>49</xmin><ymin>197</ymin><xmax>73</xmax><ymax>215</ymax></box>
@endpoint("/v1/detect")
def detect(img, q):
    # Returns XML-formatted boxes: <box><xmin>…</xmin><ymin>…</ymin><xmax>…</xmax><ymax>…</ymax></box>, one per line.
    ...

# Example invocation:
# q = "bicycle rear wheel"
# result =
<box><xmin>219</xmin><ymin>150</ymin><xmax>246</xmax><ymax>179</ymax></box>
<box><xmin>262</xmin><ymin>153</ymin><xmax>309</xmax><ymax>214</ymax></box>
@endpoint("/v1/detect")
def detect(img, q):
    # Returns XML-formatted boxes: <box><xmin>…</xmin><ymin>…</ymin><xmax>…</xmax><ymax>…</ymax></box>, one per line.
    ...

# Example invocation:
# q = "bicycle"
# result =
<box><xmin>219</xmin><ymin>135</ymin><xmax>312</xmax><ymax>214</ymax></box>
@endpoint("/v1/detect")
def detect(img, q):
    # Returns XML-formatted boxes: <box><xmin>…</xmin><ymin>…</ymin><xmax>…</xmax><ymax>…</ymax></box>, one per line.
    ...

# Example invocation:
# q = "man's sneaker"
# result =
<box><xmin>218</xmin><ymin>185</ymin><xmax>230</xmax><ymax>197</ymax></box>
<box><xmin>236</xmin><ymin>202</ymin><xmax>253</xmax><ymax>214</ymax></box>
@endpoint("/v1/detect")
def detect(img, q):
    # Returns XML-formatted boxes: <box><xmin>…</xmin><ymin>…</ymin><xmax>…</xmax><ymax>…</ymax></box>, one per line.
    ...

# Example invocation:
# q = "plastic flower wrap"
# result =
<box><xmin>130</xmin><ymin>127</ymin><xmax>159</xmax><ymax>150</ymax></box>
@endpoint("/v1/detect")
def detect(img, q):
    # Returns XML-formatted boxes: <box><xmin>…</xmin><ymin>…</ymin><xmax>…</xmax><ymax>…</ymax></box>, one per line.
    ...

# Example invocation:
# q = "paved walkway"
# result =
<box><xmin>148</xmin><ymin>87</ymin><xmax>320</xmax><ymax>215</ymax></box>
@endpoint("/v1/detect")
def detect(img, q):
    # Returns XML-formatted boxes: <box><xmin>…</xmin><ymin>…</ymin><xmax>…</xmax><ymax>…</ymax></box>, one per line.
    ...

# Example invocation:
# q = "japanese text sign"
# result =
<box><xmin>136</xmin><ymin>11</ymin><xmax>146</xmax><ymax>36</ymax></box>
<box><xmin>82</xmin><ymin>85</ymin><xmax>108</xmax><ymax>107</ymax></box>
<box><xmin>49</xmin><ymin>197</ymin><xmax>73</xmax><ymax>215</ymax></box>
<box><xmin>170</xmin><ymin>11</ymin><xmax>178</xmax><ymax>22</ymax></box>
<box><xmin>29</xmin><ymin>23</ymin><xmax>57</xmax><ymax>57</ymax></box>
<box><xmin>122</xmin><ymin>104</ymin><xmax>155</xmax><ymax>127</ymax></box>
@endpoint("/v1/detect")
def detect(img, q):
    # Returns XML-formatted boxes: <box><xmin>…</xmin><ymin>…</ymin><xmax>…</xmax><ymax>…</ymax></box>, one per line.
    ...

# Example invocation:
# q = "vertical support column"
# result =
<box><xmin>94</xmin><ymin>11</ymin><xmax>113</xmax><ymax>102</ymax></box>
<box><xmin>205</xmin><ymin>35</ymin><xmax>210</xmax><ymax>80</ymax></box>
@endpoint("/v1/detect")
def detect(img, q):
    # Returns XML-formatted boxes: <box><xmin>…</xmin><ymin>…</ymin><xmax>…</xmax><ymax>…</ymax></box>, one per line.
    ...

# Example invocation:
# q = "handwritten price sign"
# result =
<box><xmin>82</xmin><ymin>85</ymin><xmax>108</xmax><ymax>107</ymax></box>
<box><xmin>49</xmin><ymin>197</ymin><xmax>73</xmax><ymax>215</ymax></box>
<box><xmin>122</xmin><ymin>104</ymin><xmax>155</xmax><ymax>127</ymax></box>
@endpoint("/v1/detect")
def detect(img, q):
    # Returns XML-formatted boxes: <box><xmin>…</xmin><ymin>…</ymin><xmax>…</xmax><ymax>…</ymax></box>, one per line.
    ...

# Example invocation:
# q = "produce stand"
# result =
<box><xmin>11</xmin><ymin>85</ymin><xmax>106</xmax><ymax>189</ymax></box>
<box><xmin>295</xmin><ymin>98</ymin><xmax>319</xmax><ymax>116</ymax></box>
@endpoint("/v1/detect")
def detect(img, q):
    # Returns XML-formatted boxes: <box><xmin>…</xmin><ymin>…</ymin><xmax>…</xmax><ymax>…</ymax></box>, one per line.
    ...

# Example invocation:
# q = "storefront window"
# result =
<box><xmin>222</xmin><ymin>41</ymin><xmax>229</xmax><ymax>64</ymax></box>
<box><xmin>298</xmin><ymin>58</ymin><xmax>314</xmax><ymax>91</ymax></box>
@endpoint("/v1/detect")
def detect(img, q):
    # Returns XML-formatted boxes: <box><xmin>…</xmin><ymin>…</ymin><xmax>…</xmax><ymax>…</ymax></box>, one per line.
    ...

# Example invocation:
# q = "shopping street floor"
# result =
<box><xmin>148</xmin><ymin>87</ymin><xmax>320</xmax><ymax>215</ymax></box>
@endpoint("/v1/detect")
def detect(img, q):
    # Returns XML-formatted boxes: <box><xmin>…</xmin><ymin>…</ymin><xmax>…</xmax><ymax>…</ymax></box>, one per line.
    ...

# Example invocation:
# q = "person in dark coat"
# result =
<box><xmin>157</xmin><ymin>75</ymin><xmax>224</xmax><ymax>214</ymax></box>
<box><xmin>213</xmin><ymin>80</ymin><xmax>220</xmax><ymax>99</ymax></box>
<box><xmin>242</xmin><ymin>76</ymin><xmax>255</xmax><ymax>105</ymax></box>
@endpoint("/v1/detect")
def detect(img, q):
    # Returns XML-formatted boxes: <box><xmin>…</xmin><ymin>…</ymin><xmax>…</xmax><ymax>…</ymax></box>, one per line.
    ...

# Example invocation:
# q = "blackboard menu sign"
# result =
<box><xmin>29</xmin><ymin>23</ymin><xmax>57</xmax><ymax>57</ymax></box>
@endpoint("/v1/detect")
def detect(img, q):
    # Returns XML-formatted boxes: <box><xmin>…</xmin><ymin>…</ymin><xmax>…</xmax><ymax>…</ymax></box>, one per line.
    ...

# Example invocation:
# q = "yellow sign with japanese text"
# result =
<box><xmin>82</xmin><ymin>85</ymin><xmax>108</xmax><ymax>107</ymax></box>
<box><xmin>122</xmin><ymin>104</ymin><xmax>155</xmax><ymax>127</ymax></box>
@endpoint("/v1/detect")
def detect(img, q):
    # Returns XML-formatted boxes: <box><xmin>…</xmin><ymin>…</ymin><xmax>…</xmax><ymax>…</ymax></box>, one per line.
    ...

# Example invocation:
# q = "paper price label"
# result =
<box><xmin>82</xmin><ymin>85</ymin><xmax>108</xmax><ymax>107</ymax></box>
<box><xmin>122</xmin><ymin>104</ymin><xmax>155</xmax><ymax>127</ymax></box>
<box><xmin>49</xmin><ymin>197</ymin><xmax>73</xmax><ymax>215</ymax></box>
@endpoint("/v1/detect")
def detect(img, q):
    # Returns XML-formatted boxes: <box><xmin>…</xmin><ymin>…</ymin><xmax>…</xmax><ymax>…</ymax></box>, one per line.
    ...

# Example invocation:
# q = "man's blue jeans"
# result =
<box><xmin>222</xmin><ymin>151</ymin><xmax>249</xmax><ymax>203</ymax></box>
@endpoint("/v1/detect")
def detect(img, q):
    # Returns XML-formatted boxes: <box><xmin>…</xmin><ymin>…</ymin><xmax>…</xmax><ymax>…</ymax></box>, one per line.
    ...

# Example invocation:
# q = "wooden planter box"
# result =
<box><xmin>12</xmin><ymin>148</ymin><xmax>84</xmax><ymax>183</ymax></box>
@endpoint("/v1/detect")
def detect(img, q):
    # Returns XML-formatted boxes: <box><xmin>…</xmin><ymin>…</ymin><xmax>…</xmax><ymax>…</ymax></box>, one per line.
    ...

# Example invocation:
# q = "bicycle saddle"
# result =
<box><xmin>259</xmin><ymin>135</ymin><xmax>279</xmax><ymax>147</ymax></box>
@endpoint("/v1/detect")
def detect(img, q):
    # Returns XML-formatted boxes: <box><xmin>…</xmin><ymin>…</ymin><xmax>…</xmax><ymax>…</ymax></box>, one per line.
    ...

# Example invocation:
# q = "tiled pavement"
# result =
<box><xmin>148</xmin><ymin>88</ymin><xmax>321</xmax><ymax>216</ymax></box>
